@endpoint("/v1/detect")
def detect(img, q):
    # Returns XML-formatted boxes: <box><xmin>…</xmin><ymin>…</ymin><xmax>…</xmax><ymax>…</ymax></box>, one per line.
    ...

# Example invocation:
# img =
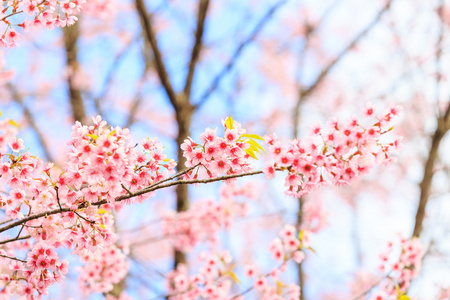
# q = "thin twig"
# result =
<box><xmin>55</xmin><ymin>186</ymin><xmax>62</xmax><ymax>210</ymax></box>
<box><xmin>0</xmin><ymin>1</ymin><xmax>45</xmax><ymax>21</ymax></box>
<box><xmin>74</xmin><ymin>211</ymin><xmax>95</xmax><ymax>224</ymax></box>
<box><xmin>121</xmin><ymin>184</ymin><xmax>133</xmax><ymax>196</ymax></box>
<box><xmin>0</xmin><ymin>254</ymin><xmax>26</xmax><ymax>263</ymax></box>
<box><xmin>0</xmin><ymin>235</ymin><xmax>31</xmax><ymax>245</ymax></box>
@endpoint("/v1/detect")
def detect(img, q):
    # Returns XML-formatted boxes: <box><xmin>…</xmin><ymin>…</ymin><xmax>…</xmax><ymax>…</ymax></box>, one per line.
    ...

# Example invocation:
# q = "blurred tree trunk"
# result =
<box><xmin>62</xmin><ymin>23</ymin><xmax>86</xmax><ymax>123</ymax></box>
<box><xmin>135</xmin><ymin>0</ymin><xmax>209</xmax><ymax>269</ymax></box>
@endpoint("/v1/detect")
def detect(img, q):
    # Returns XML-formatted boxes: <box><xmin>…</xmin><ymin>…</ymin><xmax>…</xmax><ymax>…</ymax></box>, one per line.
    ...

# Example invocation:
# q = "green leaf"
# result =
<box><xmin>225</xmin><ymin>116</ymin><xmax>234</xmax><ymax>130</ymax></box>
<box><xmin>241</xmin><ymin>133</ymin><xmax>264</xmax><ymax>140</ymax></box>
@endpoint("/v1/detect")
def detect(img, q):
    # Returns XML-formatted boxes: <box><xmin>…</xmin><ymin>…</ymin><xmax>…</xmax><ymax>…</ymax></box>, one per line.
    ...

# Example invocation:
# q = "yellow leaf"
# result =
<box><xmin>399</xmin><ymin>295</ymin><xmax>410</xmax><ymax>300</ymax></box>
<box><xmin>307</xmin><ymin>246</ymin><xmax>317</xmax><ymax>254</ymax></box>
<box><xmin>8</xmin><ymin>119</ymin><xmax>21</xmax><ymax>128</ymax></box>
<box><xmin>227</xmin><ymin>271</ymin><xmax>241</xmax><ymax>284</ymax></box>
<box><xmin>87</xmin><ymin>134</ymin><xmax>98</xmax><ymax>140</ymax></box>
<box><xmin>163</xmin><ymin>158</ymin><xmax>171</xmax><ymax>162</ymax></box>
<box><xmin>246</xmin><ymin>139</ymin><xmax>265</xmax><ymax>153</ymax></box>
<box><xmin>0</xmin><ymin>110</ymin><xmax>2</xmax><ymax>117</ymax></box>
<box><xmin>251</xmin><ymin>145</ymin><xmax>262</xmax><ymax>155</ymax></box>
<box><xmin>241</xmin><ymin>133</ymin><xmax>264</xmax><ymax>140</ymax></box>
<box><xmin>108</xmin><ymin>130</ymin><xmax>117</xmax><ymax>137</ymax></box>
<box><xmin>245</xmin><ymin>148</ymin><xmax>258</xmax><ymax>160</ymax></box>
<box><xmin>225</xmin><ymin>116</ymin><xmax>234</xmax><ymax>130</ymax></box>
<box><xmin>276</xmin><ymin>281</ymin><xmax>284</xmax><ymax>294</ymax></box>
<box><xmin>97</xmin><ymin>208</ymin><xmax>108</xmax><ymax>215</ymax></box>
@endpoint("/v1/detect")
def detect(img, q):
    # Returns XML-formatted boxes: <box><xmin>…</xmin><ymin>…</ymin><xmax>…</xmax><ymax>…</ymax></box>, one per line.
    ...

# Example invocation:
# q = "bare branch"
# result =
<box><xmin>135</xmin><ymin>0</ymin><xmax>178</xmax><ymax>107</ymax></box>
<box><xmin>194</xmin><ymin>0</ymin><xmax>288</xmax><ymax>109</ymax></box>
<box><xmin>412</xmin><ymin>0</ymin><xmax>449</xmax><ymax>238</ymax></box>
<box><xmin>184</xmin><ymin>0</ymin><xmax>210</xmax><ymax>98</ymax></box>
<box><xmin>0</xmin><ymin>254</ymin><xmax>26</xmax><ymax>263</ymax></box>
<box><xmin>412</xmin><ymin>113</ymin><xmax>449</xmax><ymax>238</ymax></box>
<box><xmin>0</xmin><ymin>254</ymin><xmax>27</xmax><ymax>264</ymax></box>
<box><xmin>7</xmin><ymin>84</ymin><xmax>55</xmax><ymax>162</ymax></box>
<box><xmin>293</xmin><ymin>0</ymin><xmax>393</xmax><ymax>136</ymax></box>
<box><xmin>0</xmin><ymin>235</ymin><xmax>31</xmax><ymax>245</ymax></box>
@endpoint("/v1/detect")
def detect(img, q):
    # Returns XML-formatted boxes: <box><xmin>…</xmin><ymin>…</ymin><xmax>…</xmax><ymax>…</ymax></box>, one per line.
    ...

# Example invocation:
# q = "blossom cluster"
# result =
<box><xmin>262</xmin><ymin>103</ymin><xmax>403</xmax><ymax>197</ymax></box>
<box><xmin>181</xmin><ymin>117</ymin><xmax>259</xmax><ymax>180</ymax></box>
<box><xmin>161</xmin><ymin>183</ymin><xmax>254</xmax><ymax>252</ymax></box>
<box><xmin>249</xmin><ymin>225</ymin><xmax>305</xmax><ymax>300</ymax></box>
<box><xmin>0</xmin><ymin>242</ymin><xmax>68</xmax><ymax>299</ymax></box>
<box><xmin>0</xmin><ymin>115</ymin><xmax>175</xmax><ymax>298</ymax></box>
<box><xmin>1</xmin><ymin>0</ymin><xmax>86</xmax><ymax>47</ymax></box>
<box><xmin>166</xmin><ymin>251</ymin><xmax>236</xmax><ymax>299</ymax></box>
<box><xmin>78</xmin><ymin>244</ymin><xmax>129</xmax><ymax>296</ymax></box>
<box><xmin>370</xmin><ymin>237</ymin><xmax>424</xmax><ymax>300</ymax></box>
<box><xmin>164</xmin><ymin>224</ymin><xmax>305</xmax><ymax>300</ymax></box>
<box><xmin>61</xmin><ymin>116</ymin><xmax>176</xmax><ymax>209</ymax></box>
<box><xmin>0</xmin><ymin>103</ymin><xmax>403</xmax><ymax>298</ymax></box>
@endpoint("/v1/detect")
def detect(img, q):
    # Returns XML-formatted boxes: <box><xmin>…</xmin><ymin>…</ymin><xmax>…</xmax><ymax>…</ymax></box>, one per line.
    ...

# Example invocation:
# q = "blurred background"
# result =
<box><xmin>0</xmin><ymin>0</ymin><xmax>449</xmax><ymax>299</ymax></box>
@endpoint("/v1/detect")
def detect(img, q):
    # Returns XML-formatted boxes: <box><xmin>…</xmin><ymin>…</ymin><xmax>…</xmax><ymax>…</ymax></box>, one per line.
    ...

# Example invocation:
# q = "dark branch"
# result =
<box><xmin>194</xmin><ymin>0</ymin><xmax>287</xmax><ymax>109</ymax></box>
<box><xmin>135</xmin><ymin>0</ymin><xmax>179</xmax><ymax>108</ymax></box>
<box><xmin>0</xmin><ymin>254</ymin><xmax>26</xmax><ymax>263</ymax></box>
<box><xmin>0</xmin><ymin>168</ymin><xmax>281</xmax><ymax>234</ymax></box>
<box><xmin>184</xmin><ymin>0</ymin><xmax>210</xmax><ymax>98</ymax></box>
<box><xmin>411</xmin><ymin>0</ymin><xmax>449</xmax><ymax>238</ymax></box>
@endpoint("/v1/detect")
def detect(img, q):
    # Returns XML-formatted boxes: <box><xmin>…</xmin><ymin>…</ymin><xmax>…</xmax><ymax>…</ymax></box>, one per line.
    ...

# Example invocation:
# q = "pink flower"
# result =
<box><xmin>293</xmin><ymin>251</ymin><xmax>305</xmax><ymax>263</ymax></box>
<box><xmin>224</xmin><ymin>129</ymin><xmax>239</xmax><ymax>143</ymax></box>
<box><xmin>262</xmin><ymin>162</ymin><xmax>276</xmax><ymax>180</ymax></box>
<box><xmin>9</xmin><ymin>137</ymin><xmax>24</xmax><ymax>152</ymax></box>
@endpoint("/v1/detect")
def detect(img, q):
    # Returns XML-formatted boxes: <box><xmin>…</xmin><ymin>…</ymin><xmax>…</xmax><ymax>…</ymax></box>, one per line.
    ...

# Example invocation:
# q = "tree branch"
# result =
<box><xmin>412</xmin><ymin>105</ymin><xmax>450</xmax><ymax>238</ymax></box>
<box><xmin>0</xmin><ymin>254</ymin><xmax>26</xmax><ymax>263</ymax></box>
<box><xmin>0</xmin><ymin>235</ymin><xmax>31</xmax><ymax>245</ymax></box>
<box><xmin>184</xmin><ymin>0</ymin><xmax>210</xmax><ymax>98</ymax></box>
<box><xmin>194</xmin><ymin>0</ymin><xmax>287</xmax><ymax>109</ymax></box>
<box><xmin>0</xmin><ymin>168</ymin><xmax>282</xmax><ymax>234</ymax></box>
<box><xmin>134</xmin><ymin>0</ymin><xmax>178</xmax><ymax>108</ymax></box>
<box><xmin>6</xmin><ymin>84</ymin><xmax>55</xmax><ymax>162</ymax></box>
<box><xmin>412</xmin><ymin>0</ymin><xmax>449</xmax><ymax>238</ymax></box>
<box><xmin>293</xmin><ymin>0</ymin><xmax>393</xmax><ymax>134</ymax></box>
